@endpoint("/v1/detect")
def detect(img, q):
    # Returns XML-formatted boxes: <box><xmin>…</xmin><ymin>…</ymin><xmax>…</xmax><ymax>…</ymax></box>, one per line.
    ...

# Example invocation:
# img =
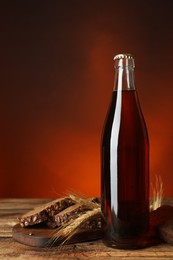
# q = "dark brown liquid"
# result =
<box><xmin>101</xmin><ymin>90</ymin><xmax>149</xmax><ymax>249</ymax></box>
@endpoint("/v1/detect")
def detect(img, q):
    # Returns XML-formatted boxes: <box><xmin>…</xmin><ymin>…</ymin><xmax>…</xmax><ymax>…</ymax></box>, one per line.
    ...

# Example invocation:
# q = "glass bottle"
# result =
<box><xmin>101</xmin><ymin>54</ymin><xmax>149</xmax><ymax>249</ymax></box>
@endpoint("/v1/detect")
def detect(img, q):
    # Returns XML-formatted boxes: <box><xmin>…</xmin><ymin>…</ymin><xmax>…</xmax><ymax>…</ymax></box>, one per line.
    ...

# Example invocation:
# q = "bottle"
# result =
<box><xmin>101</xmin><ymin>54</ymin><xmax>149</xmax><ymax>249</ymax></box>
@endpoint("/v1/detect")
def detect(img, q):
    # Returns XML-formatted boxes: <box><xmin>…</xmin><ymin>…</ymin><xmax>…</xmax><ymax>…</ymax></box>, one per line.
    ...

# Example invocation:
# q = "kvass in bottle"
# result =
<box><xmin>101</xmin><ymin>54</ymin><xmax>149</xmax><ymax>249</ymax></box>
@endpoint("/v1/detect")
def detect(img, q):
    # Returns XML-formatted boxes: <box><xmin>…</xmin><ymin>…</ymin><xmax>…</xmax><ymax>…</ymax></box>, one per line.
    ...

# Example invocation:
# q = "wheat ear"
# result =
<box><xmin>150</xmin><ymin>175</ymin><xmax>163</xmax><ymax>211</ymax></box>
<box><xmin>50</xmin><ymin>207</ymin><xmax>101</xmax><ymax>246</ymax></box>
<box><xmin>68</xmin><ymin>194</ymin><xmax>100</xmax><ymax>209</ymax></box>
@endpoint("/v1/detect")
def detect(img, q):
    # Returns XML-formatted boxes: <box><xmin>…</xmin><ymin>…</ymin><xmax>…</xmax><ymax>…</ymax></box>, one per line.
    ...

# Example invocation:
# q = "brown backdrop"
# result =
<box><xmin>0</xmin><ymin>0</ymin><xmax>173</xmax><ymax>198</ymax></box>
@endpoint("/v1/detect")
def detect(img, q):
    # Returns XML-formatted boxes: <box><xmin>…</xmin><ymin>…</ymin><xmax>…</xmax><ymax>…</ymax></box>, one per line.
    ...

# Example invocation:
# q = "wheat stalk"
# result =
<box><xmin>49</xmin><ymin>207</ymin><xmax>101</xmax><ymax>246</ymax></box>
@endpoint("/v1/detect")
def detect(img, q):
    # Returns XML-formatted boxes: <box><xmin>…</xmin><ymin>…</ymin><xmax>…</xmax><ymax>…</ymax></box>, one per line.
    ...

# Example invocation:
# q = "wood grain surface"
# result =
<box><xmin>1</xmin><ymin>198</ymin><xmax>173</xmax><ymax>259</ymax></box>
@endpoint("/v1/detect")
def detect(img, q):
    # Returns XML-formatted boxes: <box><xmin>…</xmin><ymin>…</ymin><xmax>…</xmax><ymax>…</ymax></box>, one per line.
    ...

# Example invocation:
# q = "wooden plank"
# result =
<box><xmin>0</xmin><ymin>199</ymin><xmax>51</xmax><ymax>238</ymax></box>
<box><xmin>0</xmin><ymin>210</ymin><xmax>31</xmax><ymax>237</ymax></box>
<box><xmin>0</xmin><ymin>199</ymin><xmax>173</xmax><ymax>258</ymax></box>
<box><xmin>0</xmin><ymin>198</ymin><xmax>52</xmax><ymax>210</ymax></box>
<box><xmin>0</xmin><ymin>221</ymin><xmax>16</xmax><ymax>237</ymax></box>
<box><xmin>0</xmin><ymin>238</ymin><xmax>173</xmax><ymax>259</ymax></box>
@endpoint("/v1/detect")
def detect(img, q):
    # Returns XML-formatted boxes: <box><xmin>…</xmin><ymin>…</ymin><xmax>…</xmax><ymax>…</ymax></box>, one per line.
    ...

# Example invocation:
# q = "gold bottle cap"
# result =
<box><xmin>114</xmin><ymin>54</ymin><xmax>134</xmax><ymax>60</ymax></box>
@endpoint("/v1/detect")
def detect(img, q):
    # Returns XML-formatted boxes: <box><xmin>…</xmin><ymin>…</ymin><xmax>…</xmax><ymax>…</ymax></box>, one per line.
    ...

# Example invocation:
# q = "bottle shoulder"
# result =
<box><xmin>101</xmin><ymin>90</ymin><xmax>149</xmax><ymax>145</ymax></box>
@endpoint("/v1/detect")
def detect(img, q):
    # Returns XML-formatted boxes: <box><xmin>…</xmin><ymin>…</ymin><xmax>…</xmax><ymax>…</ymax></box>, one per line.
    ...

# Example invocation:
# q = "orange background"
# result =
<box><xmin>0</xmin><ymin>1</ymin><xmax>173</xmax><ymax>198</ymax></box>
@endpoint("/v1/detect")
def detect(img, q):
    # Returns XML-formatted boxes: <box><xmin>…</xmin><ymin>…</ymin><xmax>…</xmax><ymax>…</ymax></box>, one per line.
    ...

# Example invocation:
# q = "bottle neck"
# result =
<box><xmin>113</xmin><ymin>56</ymin><xmax>136</xmax><ymax>91</ymax></box>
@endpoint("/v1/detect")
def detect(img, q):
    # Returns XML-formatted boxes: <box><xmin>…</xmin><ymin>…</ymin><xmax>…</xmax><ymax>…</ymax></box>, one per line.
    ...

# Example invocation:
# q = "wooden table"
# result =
<box><xmin>1</xmin><ymin>198</ymin><xmax>173</xmax><ymax>259</ymax></box>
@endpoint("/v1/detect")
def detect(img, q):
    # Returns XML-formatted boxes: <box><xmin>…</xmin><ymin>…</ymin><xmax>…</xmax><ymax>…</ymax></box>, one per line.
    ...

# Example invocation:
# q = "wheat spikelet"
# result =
<box><xmin>150</xmin><ymin>175</ymin><xmax>163</xmax><ymax>211</ymax></box>
<box><xmin>68</xmin><ymin>194</ymin><xmax>100</xmax><ymax>209</ymax></box>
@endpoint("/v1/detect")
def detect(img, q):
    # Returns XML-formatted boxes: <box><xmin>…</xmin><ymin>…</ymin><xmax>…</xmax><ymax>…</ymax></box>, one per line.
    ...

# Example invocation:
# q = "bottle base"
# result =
<box><xmin>102</xmin><ymin>237</ymin><xmax>148</xmax><ymax>250</ymax></box>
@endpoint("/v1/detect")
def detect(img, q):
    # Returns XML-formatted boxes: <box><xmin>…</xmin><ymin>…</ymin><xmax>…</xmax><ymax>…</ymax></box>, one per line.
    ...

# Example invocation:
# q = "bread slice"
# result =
<box><xmin>47</xmin><ymin>204</ymin><xmax>90</xmax><ymax>228</ymax></box>
<box><xmin>18</xmin><ymin>197</ymin><xmax>74</xmax><ymax>227</ymax></box>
